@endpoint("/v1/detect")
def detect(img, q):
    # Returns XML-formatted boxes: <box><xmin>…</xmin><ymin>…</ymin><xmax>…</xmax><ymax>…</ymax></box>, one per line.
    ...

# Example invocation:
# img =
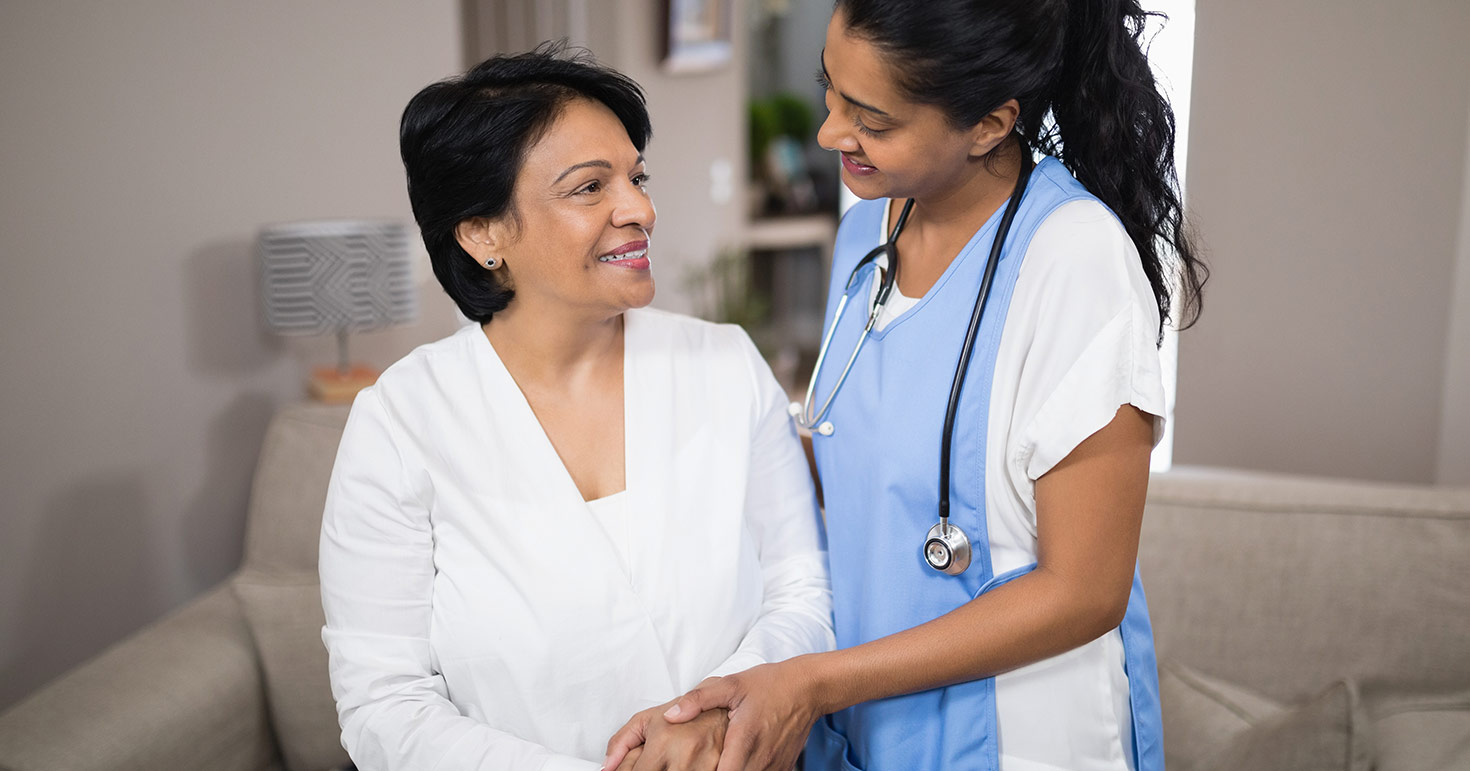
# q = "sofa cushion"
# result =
<box><xmin>0</xmin><ymin>585</ymin><xmax>275</xmax><ymax>771</ymax></box>
<box><xmin>233</xmin><ymin>573</ymin><xmax>347</xmax><ymax>771</ymax></box>
<box><xmin>1159</xmin><ymin>660</ymin><xmax>1371</xmax><ymax>771</ymax></box>
<box><xmin>234</xmin><ymin>405</ymin><xmax>351</xmax><ymax>770</ymax></box>
<box><xmin>1159</xmin><ymin>661</ymin><xmax>1285</xmax><ymax>769</ymax></box>
<box><xmin>1365</xmin><ymin>684</ymin><xmax>1470</xmax><ymax>771</ymax></box>
<box><xmin>1140</xmin><ymin>468</ymin><xmax>1470</xmax><ymax>703</ymax></box>
<box><xmin>242</xmin><ymin>404</ymin><xmax>350</xmax><ymax>575</ymax></box>
<box><xmin>1201</xmin><ymin>678</ymin><xmax>1371</xmax><ymax>771</ymax></box>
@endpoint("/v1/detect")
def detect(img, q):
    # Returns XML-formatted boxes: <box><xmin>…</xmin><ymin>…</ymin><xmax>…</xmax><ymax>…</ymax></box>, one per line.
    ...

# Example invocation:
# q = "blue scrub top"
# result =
<box><xmin>804</xmin><ymin>158</ymin><xmax>1163</xmax><ymax>771</ymax></box>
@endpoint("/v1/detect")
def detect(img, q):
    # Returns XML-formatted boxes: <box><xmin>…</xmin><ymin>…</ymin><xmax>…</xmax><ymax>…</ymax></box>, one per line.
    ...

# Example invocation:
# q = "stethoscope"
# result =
<box><xmin>789</xmin><ymin>154</ymin><xmax>1035</xmax><ymax>575</ymax></box>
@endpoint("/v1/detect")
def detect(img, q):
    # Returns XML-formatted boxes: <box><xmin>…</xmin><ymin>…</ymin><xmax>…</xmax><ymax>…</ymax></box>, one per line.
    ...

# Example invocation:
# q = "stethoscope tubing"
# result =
<box><xmin>792</xmin><ymin>199</ymin><xmax>916</xmax><ymax>434</ymax></box>
<box><xmin>792</xmin><ymin>152</ymin><xmax>1035</xmax><ymax>574</ymax></box>
<box><xmin>937</xmin><ymin>154</ymin><xmax>1035</xmax><ymax>524</ymax></box>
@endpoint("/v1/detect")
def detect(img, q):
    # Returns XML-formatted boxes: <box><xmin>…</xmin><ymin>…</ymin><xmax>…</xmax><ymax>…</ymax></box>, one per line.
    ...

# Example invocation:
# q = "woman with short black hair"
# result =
<box><xmin>319</xmin><ymin>45</ymin><xmax>833</xmax><ymax>771</ymax></box>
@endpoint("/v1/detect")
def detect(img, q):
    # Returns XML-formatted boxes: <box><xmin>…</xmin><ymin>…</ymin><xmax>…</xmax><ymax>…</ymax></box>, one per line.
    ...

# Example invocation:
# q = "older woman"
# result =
<box><xmin>318</xmin><ymin>45</ymin><xmax>834</xmax><ymax>771</ymax></box>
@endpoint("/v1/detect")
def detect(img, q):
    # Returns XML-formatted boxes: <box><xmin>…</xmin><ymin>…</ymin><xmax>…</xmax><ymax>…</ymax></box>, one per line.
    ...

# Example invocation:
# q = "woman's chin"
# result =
<box><xmin>614</xmin><ymin>279</ymin><xmax>656</xmax><ymax>312</ymax></box>
<box><xmin>839</xmin><ymin>172</ymin><xmax>889</xmax><ymax>201</ymax></box>
<box><xmin>630</xmin><ymin>281</ymin><xmax>656</xmax><ymax>309</ymax></box>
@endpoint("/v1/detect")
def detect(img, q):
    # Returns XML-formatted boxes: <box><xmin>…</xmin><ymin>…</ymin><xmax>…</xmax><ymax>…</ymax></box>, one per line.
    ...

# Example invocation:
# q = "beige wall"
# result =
<box><xmin>1437</xmin><ymin>91</ymin><xmax>1470</xmax><ymax>485</ymax></box>
<box><xmin>463</xmin><ymin>0</ymin><xmax>749</xmax><ymax>314</ymax></box>
<box><xmin>1175</xmin><ymin>0</ymin><xmax>1470</xmax><ymax>483</ymax></box>
<box><xmin>0</xmin><ymin>1</ymin><xmax>463</xmax><ymax>709</ymax></box>
<box><xmin>581</xmin><ymin>0</ymin><xmax>750</xmax><ymax>315</ymax></box>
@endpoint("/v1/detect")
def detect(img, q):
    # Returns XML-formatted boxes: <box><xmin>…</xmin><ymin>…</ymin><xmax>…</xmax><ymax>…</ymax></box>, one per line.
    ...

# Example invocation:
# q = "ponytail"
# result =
<box><xmin>835</xmin><ymin>0</ymin><xmax>1207</xmax><ymax>334</ymax></box>
<box><xmin>1046</xmin><ymin>0</ymin><xmax>1206</xmax><ymax>331</ymax></box>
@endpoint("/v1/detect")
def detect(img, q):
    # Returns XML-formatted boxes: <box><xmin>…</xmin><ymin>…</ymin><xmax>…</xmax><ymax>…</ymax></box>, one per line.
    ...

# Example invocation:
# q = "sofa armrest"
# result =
<box><xmin>0</xmin><ymin>582</ymin><xmax>278</xmax><ymax>771</ymax></box>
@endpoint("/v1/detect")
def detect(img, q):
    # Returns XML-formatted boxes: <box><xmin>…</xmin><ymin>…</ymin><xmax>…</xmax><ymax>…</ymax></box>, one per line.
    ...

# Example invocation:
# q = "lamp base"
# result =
<box><xmin>309</xmin><ymin>365</ymin><xmax>379</xmax><ymax>404</ymax></box>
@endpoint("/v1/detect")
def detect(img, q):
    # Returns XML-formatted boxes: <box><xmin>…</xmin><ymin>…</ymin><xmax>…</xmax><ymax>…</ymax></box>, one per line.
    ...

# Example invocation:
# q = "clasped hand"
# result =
<box><xmin>604</xmin><ymin>660</ymin><xmax>820</xmax><ymax>771</ymax></box>
<box><xmin>603</xmin><ymin>701</ymin><xmax>728</xmax><ymax>771</ymax></box>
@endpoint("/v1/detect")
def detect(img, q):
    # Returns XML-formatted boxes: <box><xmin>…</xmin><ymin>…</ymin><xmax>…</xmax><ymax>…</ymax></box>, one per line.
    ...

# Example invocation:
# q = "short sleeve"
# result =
<box><xmin>997</xmin><ymin>199</ymin><xmax>1167</xmax><ymax>491</ymax></box>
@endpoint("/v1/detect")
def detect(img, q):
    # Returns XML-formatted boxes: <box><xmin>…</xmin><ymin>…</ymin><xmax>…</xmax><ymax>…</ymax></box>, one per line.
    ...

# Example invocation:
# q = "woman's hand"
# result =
<box><xmin>611</xmin><ymin>745</ymin><xmax>642</xmax><ymax>771</ymax></box>
<box><xmin>604</xmin><ymin>702</ymin><xmax>729</xmax><ymax>771</ymax></box>
<box><xmin>606</xmin><ymin>660</ymin><xmax>823</xmax><ymax>771</ymax></box>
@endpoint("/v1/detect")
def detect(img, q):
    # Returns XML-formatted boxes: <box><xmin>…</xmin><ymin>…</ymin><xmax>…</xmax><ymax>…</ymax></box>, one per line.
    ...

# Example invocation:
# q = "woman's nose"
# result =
<box><xmin>613</xmin><ymin>181</ymin><xmax>656</xmax><ymax>230</ymax></box>
<box><xmin>816</xmin><ymin>110</ymin><xmax>855</xmax><ymax>154</ymax></box>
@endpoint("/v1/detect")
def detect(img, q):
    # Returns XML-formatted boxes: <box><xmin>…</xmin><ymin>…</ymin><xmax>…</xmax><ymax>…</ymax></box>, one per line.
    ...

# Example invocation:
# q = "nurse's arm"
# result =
<box><xmin>624</xmin><ymin>404</ymin><xmax>1152</xmax><ymax>771</ymax></box>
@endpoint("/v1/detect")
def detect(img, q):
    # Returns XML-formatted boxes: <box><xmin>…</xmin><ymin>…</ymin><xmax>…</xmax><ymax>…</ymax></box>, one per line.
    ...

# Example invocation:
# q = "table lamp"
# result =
<box><xmin>258</xmin><ymin>219</ymin><xmax>418</xmax><ymax>403</ymax></box>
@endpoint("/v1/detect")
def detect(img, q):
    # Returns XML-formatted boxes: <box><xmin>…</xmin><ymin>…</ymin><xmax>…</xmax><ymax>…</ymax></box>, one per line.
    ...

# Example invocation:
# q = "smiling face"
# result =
<box><xmin>816</xmin><ymin>9</ymin><xmax>1006</xmax><ymax>203</ymax></box>
<box><xmin>462</xmin><ymin>97</ymin><xmax>656</xmax><ymax>321</ymax></box>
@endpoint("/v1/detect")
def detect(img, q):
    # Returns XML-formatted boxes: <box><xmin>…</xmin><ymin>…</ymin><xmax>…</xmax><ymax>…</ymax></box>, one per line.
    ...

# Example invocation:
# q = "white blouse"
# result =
<box><xmin>319</xmin><ymin>308</ymin><xmax>835</xmax><ymax>771</ymax></box>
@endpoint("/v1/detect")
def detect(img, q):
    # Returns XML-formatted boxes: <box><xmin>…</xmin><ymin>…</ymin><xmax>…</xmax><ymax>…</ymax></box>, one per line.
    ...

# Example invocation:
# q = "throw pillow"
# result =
<box><xmin>1364</xmin><ymin>683</ymin><xmax>1470</xmax><ymax>771</ymax></box>
<box><xmin>233</xmin><ymin>572</ymin><xmax>349</xmax><ymax>771</ymax></box>
<box><xmin>1201</xmin><ymin>679</ymin><xmax>1371</xmax><ymax>771</ymax></box>
<box><xmin>1158</xmin><ymin>661</ymin><xmax>1286</xmax><ymax>770</ymax></box>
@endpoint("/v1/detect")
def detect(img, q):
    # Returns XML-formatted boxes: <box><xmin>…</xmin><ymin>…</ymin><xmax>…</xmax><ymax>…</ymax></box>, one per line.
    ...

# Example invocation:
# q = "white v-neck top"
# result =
<box><xmin>319</xmin><ymin>308</ymin><xmax>834</xmax><ymax>771</ymax></box>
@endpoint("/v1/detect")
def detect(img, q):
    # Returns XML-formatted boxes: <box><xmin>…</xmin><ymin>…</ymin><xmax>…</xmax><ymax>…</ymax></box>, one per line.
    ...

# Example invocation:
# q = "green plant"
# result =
<box><xmin>769</xmin><ymin>92</ymin><xmax>815</xmax><ymax>141</ymax></box>
<box><xmin>748</xmin><ymin>92</ymin><xmax>817</xmax><ymax>170</ymax></box>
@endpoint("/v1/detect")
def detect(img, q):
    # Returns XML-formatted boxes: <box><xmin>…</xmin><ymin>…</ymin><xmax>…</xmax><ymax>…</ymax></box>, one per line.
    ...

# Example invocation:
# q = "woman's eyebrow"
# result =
<box><xmin>553</xmin><ymin>160</ymin><xmax>610</xmax><ymax>185</ymax></box>
<box><xmin>552</xmin><ymin>154</ymin><xmax>646</xmax><ymax>185</ymax></box>
<box><xmin>821</xmin><ymin>51</ymin><xmax>893</xmax><ymax>118</ymax></box>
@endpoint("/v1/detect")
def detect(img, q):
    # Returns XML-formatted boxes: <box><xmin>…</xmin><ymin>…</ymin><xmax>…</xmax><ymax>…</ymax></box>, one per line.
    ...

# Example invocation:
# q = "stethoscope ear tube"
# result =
<box><xmin>937</xmin><ymin>154</ymin><xmax>1036</xmax><ymax>527</ymax></box>
<box><xmin>792</xmin><ymin>199</ymin><xmax>918</xmax><ymax>434</ymax></box>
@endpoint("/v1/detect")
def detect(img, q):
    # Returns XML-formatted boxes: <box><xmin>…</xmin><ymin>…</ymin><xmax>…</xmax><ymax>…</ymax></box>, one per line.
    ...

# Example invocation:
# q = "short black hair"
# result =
<box><xmin>399</xmin><ymin>42</ymin><xmax>652</xmax><ymax>323</ymax></box>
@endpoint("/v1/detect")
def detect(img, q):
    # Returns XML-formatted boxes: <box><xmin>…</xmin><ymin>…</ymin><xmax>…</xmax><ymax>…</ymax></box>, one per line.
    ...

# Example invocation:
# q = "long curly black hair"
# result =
<box><xmin>836</xmin><ymin>0</ymin><xmax>1207</xmax><ymax>334</ymax></box>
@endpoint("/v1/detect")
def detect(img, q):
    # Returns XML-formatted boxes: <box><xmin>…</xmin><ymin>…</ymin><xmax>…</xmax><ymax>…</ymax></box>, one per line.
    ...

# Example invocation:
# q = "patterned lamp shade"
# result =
<box><xmin>258</xmin><ymin>219</ymin><xmax>418</xmax><ymax>336</ymax></box>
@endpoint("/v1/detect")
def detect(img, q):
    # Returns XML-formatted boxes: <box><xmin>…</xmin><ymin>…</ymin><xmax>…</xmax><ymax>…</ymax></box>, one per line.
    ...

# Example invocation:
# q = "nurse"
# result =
<box><xmin>604</xmin><ymin>1</ymin><xmax>1207</xmax><ymax>770</ymax></box>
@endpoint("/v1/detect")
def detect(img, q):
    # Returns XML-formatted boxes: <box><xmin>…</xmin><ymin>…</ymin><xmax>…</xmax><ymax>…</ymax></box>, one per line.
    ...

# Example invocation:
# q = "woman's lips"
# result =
<box><xmin>841</xmin><ymin>153</ymin><xmax>878</xmax><ymax>176</ymax></box>
<box><xmin>598</xmin><ymin>239</ymin><xmax>650</xmax><ymax>270</ymax></box>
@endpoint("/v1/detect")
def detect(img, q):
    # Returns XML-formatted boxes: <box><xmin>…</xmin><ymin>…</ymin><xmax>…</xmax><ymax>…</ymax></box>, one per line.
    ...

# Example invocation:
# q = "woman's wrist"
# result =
<box><xmin>796</xmin><ymin>650</ymin><xmax>857</xmax><ymax>717</ymax></box>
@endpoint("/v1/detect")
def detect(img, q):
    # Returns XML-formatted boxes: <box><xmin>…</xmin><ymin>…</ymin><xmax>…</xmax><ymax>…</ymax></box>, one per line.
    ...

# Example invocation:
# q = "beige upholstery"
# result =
<box><xmin>232</xmin><ymin>405</ymin><xmax>350</xmax><ymax>771</ymax></box>
<box><xmin>0</xmin><ymin>584</ymin><xmax>277</xmax><ymax>771</ymax></box>
<box><xmin>0</xmin><ymin>404</ymin><xmax>349</xmax><ymax>771</ymax></box>
<box><xmin>1139</xmin><ymin>468</ymin><xmax>1470</xmax><ymax>703</ymax></box>
<box><xmin>1141</xmin><ymin>467</ymin><xmax>1470</xmax><ymax>767</ymax></box>
<box><xmin>2</xmin><ymin>409</ymin><xmax>1465</xmax><ymax>770</ymax></box>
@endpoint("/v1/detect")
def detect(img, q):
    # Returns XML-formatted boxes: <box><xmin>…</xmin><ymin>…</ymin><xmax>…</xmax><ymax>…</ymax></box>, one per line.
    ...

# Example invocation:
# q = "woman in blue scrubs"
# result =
<box><xmin>605</xmin><ymin>1</ymin><xmax>1206</xmax><ymax>769</ymax></box>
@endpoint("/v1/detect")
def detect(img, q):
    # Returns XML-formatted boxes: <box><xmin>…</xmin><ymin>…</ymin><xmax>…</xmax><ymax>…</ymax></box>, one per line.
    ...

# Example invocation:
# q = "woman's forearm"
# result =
<box><xmin>803</xmin><ymin>564</ymin><xmax>1126</xmax><ymax>715</ymax></box>
<box><xmin>804</xmin><ymin>405</ymin><xmax>1153</xmax><ymax>713</ymax></box>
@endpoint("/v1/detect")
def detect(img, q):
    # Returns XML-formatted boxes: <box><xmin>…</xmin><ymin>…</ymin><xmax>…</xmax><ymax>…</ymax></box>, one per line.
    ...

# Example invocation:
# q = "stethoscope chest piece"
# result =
<box><xmin>923</xmin><ymin>521</ymin><xmax>972</xmax><ymax>575</ymax></box>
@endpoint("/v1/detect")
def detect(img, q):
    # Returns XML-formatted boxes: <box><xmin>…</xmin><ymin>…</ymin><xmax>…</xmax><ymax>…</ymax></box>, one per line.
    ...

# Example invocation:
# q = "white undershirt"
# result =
<box><xmin>871</xmin><ymin>258</ymin><xmax>918</xmax><ymax>333</ymax></box>
<box><xmin>868</xmin><ymin>197</ymin><xmax>1165</xmax><ymax>771</ymax></box>
<box><xmin>585</xmin><ymin>490</ymin><xmax>630</xmax><ymax>573</ymax></box>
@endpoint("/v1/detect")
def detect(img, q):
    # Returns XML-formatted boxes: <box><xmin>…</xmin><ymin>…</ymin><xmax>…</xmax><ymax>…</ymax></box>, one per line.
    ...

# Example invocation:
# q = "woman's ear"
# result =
<box><xmin>968</xmin><ymin>98</ymin><xmax>1021</xmax><ymax>158</ymax></box>
<box><xmin>455</xmin><ymin>217</ymin><xmax>509</xmax><ymax>270</ymax></box>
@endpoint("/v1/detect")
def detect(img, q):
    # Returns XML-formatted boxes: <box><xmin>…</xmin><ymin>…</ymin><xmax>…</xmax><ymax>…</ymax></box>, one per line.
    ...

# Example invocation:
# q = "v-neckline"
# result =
<box><xmin>471</xmin><ymin>313</ymin><xmax>635</xmax><ymax>505</ymax></box>
<box><xmin>867</xmin><ymin>195</ymin><xmax>1012</xmax><ymax>341</ymax></box>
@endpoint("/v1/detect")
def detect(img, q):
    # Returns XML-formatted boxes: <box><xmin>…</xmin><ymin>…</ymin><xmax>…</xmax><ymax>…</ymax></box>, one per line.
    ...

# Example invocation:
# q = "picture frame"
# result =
<box><xmin>661</xmin><ymin>0</ymin><xmax>734</xmax><ymax>74</ymax></box>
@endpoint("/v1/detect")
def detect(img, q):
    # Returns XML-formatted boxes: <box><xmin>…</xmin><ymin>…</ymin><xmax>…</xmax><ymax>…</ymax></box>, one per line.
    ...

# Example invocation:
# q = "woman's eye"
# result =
<box><xmin>815</xmin><ymin>70</ymin><xmax>831</xmax><ymax>91</ymax></box>
<box><xmin>632</xmin><ymin>173</ymin><xmax>651</xmax><ymax>188</ymax></box>
<box><xmin>855</xmin><ymin>119</ymin><xmax>886</xmax><ymax>138</ymax></box>
<box><xmin>577</xmin><ymin>180</ymin><xmax>603</xmax><ymax>195</ymax></box>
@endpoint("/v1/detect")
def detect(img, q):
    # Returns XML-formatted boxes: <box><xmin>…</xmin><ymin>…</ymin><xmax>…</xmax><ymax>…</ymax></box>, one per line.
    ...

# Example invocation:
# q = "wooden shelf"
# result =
<box><xmin>744</xmin><ymin>214</ymin><xmax>837</xmax><ymax>253</ymax></box>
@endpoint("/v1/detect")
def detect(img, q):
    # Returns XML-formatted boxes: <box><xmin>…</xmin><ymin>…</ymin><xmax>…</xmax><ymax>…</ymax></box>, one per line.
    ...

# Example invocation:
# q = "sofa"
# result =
<box><xmin>0</xmin><ymin>405</ymin><xmax>353</xmax><ymax>771</ymax></box>
<box><xmin>0</xmin><ymin>404</ymin><xmax>1466</xmax><ymax>770</ymax></box>
<box><xmin>1138</xmin><ymin>468</ymin><xmax>1470</xmax><ymax>770</ymax></box>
